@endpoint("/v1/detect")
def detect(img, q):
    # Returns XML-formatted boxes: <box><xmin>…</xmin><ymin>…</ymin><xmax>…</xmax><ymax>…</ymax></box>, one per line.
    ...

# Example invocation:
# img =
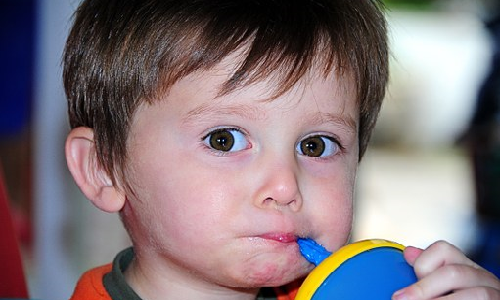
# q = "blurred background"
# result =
<box><xmin>0</xmin><ymin>0</ymin><xmax>499</xmax><ymax>299</ymax></box>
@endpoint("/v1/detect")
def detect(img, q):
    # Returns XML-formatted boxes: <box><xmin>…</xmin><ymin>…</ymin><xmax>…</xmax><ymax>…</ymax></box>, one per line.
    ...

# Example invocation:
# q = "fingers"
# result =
<box><xmin>403</xmin><ymin>246</ymin><xmax>424</xmax><ymax>266</ymax></box>
<box><xmin>396</xmin><ymin>264</ymin><xmax>500</xmax><ymax>299</ymax></box>
<box><xmin>411</xmin><ymin>241</ymin><xmax>480</xmax><ymax>278</ymax></box>
<box><xmin>392</xmin><ymin>241</ymin><xmax>500</xmax><ymax>300</ymax></box>
<box><xmin>438</xmin><ymin>287</ymin><xmax>500</xmax><ymax>300</ymax></box>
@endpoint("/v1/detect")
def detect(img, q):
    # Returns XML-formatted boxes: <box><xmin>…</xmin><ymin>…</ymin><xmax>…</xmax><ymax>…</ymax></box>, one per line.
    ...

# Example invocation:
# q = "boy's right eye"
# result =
<box><xmin>202</xmin><ymin>128</ymin><xmax>250</xmax><ymax>153</ymax></box>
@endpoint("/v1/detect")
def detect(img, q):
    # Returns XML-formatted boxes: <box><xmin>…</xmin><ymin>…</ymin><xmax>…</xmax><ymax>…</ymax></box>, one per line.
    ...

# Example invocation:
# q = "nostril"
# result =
<box><xmin>264</xmin><ymin>197</ymin><xmax>297</xmax><ymax>207</ymax></box>
<box><xmin>263</xmin><ymin>197</ymin><xmax>275</xmax><ymax>205</ymax></box>
<box><xmin>264</xmin><ymin>197</ymin><xmax>282</xmax><ymax>209</ymax></box>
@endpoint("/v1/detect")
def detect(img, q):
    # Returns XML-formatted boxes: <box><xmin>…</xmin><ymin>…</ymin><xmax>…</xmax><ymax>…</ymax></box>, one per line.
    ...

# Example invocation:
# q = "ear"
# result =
<box><xmin>65</xmin><ymin>127</ymin><xmax>126</xmax><ymax>213</ymax></box>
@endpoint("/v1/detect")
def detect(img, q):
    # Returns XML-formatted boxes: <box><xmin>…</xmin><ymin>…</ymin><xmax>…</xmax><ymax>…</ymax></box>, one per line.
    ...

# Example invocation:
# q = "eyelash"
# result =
<box><xmin>201</xmin><ymin>127</ymin><xmax>344</xmax><ymax>159</ymax></box>
<box><xmin>296</xmin><ymin>134</ymin><xmax>343</xmax><ymax>159</ymax></box>
<box><xmin>201</xmin><ymin>127</ymin><xmax>250</xmax><ymax>155</ymax></box>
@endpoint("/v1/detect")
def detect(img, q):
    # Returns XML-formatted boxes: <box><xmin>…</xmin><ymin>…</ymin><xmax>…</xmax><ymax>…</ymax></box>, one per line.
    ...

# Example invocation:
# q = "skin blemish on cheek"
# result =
<box><xmin>247</xmin><ymin>264</ymin><xmax>278</xmax><ymax>283</ymax></box>
<box><xmin>243</xmin><ymin>256</ymin><xmax>303</xmax><ymax>286</ymax></box>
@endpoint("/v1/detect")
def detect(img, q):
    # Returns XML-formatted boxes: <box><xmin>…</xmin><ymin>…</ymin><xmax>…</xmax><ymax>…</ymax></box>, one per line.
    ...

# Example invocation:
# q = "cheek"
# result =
<box><xmin>306</xmin><ymin>168</ymin><xmax>355</xmax><ymax>248</ymax></box>
<box><xmin>314</xmin><ymin>189</ymin><xmax>353</xmax><ymax>230</ymax></box>
<box><xmin>126</xmin><ymin>157</ymin><xmax>238</xmax><ymax>244</ymax></box>
<box><xmin>314</xmin><ymin>198</ymin><xmax>353</xmax><ymax>252</ymax></box>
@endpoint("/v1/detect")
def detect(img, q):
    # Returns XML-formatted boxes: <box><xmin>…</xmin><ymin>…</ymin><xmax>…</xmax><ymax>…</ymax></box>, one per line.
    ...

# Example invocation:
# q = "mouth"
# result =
<box><xmin>257</xmin><ymin>232</ymin><xmax>298</xmax><ymax>244</ymax></box>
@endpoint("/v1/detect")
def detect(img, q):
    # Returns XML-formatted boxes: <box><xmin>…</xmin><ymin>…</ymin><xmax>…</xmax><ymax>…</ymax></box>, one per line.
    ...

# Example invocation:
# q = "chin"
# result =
<box><xmin>237</xmin><ymin>257</ymin><xmax>313</xmax><ymax>287</ymax></box>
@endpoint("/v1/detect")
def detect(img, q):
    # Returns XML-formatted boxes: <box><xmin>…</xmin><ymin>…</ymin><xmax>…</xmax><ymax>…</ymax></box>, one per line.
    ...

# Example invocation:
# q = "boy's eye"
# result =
<box><xmin>296</xmin><ymin>135</ymin><xmax>339</xmax><ymax>158</ymax></box>
<box><xmin>203</xmin><ymin>128</ymin><xmax>249</xmax><ymax>152</ymax></box>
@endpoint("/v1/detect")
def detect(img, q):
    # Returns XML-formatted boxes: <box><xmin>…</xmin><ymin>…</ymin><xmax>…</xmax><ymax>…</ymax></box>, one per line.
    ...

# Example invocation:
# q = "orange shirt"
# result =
<box><xmin>69</xmin><ymin>264</ymin><xmax>113</xmax><ymax>300</ymax></box>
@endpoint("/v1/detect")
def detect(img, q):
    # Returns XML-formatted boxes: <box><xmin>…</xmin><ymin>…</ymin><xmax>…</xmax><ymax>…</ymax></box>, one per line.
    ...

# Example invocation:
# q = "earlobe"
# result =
<box><xmin>65</xmin><ymin>127</ymin><xmax>125</xmax><ymax>213</ymax></box>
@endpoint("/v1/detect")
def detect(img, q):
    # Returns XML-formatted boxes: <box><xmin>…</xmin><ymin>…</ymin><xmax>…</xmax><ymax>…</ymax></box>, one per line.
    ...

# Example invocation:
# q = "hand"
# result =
<box><xmin>392</xmin><ymin>240</ymin><xmax>500</xmax><ymax>300</ymax></box>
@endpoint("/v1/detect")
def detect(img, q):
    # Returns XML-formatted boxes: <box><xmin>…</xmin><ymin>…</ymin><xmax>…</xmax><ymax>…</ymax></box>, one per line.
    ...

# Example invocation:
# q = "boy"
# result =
<box><xmin>63</xmin><ymin>0</ymin><xmax>500</xmax><ymax>299</ymax></box>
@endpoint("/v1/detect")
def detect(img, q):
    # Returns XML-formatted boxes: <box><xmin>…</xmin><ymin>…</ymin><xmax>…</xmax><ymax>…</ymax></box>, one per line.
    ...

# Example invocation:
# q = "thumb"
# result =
<box><xmin>404</xmin><ymin>246</ymin><xmax>424</xmax><ymax>267</ymax></box>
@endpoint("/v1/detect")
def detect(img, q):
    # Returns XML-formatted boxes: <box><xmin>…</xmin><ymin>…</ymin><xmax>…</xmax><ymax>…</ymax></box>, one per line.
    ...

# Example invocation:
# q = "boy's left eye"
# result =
<box><xmin>202</xmin><ymin>128</ymin><xmax>249</xmax><ymax>152</ymax></box>
<box><xmin>296</xmin><ymin>135</ymin><xmax>339</xmax><ymax>158</ymax></box>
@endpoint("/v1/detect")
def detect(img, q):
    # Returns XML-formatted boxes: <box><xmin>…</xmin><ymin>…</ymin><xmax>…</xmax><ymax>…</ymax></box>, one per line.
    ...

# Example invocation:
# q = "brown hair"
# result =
<box><xmin>63</xmin><ymin>0</ymin><xmax>388</xmax><ymax>184</ymax></box>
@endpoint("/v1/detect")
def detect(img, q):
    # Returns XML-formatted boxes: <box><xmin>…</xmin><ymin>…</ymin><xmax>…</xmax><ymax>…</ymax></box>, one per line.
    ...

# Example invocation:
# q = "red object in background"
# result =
<box><xmin>0</xmin><ymin>162</ymin><xmax>29</xmax><ymax>298</ymax></box>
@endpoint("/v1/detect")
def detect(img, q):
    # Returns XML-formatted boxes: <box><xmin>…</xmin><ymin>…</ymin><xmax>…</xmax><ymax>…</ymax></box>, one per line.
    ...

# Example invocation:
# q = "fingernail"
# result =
<box><xmin>392</xmin><ymin>288</ymin><xmax>409</xmax><ymax>300</ymax></box>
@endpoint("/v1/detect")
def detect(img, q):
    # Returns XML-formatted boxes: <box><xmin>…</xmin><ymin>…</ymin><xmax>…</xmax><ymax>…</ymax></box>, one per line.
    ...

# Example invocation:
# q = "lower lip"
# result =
<box><xmin>258</xmin><ymin>233</ymin><xmax>297</xmax><ymax>244</ymax></box>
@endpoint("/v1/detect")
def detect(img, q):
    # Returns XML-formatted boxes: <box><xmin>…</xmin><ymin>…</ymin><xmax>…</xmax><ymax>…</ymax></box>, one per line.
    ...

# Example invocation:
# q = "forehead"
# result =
<box><xmin>174</xmin><ymin>47</ymin><xmax>357</xmax><ymax>107</ymax></box>
<box><xmin>159</xmin><ymin>50</ymin><xmax>359</xmax><ymax>132</ymax></box>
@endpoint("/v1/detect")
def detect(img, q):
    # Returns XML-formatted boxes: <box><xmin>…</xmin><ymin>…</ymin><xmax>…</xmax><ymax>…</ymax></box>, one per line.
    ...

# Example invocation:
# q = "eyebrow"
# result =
<box><xmin>306</xmin><ymin>111</ymin><xmax>357</xmax><ymax>134</ymax></box>
<box><xmin>182</xmin><ymin>103</ymin><xmax>266</xmax><ymax>126</ymax></box>
<box><xmin>182</xmin><ymin>102</ymin><xmax>357</xmax><ymax>134</ymax></box>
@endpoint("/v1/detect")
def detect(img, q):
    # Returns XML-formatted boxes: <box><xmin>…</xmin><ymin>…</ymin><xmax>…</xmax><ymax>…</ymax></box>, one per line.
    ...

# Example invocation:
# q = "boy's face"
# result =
<box><xmin>122</xmin><ymin>55</ymin><xmax>359</xmax><ymax>289</ymax></box>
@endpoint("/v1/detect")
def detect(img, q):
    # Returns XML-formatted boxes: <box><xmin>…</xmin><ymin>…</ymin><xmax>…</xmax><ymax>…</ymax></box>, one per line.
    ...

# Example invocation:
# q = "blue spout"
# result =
<box><xmin>297</xmin><ymin>238</ymin><xmax>332</xmax><ymax>266</ymax></box>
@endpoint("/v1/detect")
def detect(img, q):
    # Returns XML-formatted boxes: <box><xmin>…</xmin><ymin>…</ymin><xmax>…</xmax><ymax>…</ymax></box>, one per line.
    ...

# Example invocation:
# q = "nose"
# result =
<box><xmin>253</xmin><ymin>157</ymin><xmax>303</xmax><ymax>212</ymax></box>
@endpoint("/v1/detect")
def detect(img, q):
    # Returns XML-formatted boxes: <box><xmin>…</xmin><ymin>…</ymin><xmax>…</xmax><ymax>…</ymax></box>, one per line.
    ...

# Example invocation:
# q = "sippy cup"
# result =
<box><xmin>295</xmin><ymin>238</ymin><xmax>418</xmax><ymax>300</ymax></box>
